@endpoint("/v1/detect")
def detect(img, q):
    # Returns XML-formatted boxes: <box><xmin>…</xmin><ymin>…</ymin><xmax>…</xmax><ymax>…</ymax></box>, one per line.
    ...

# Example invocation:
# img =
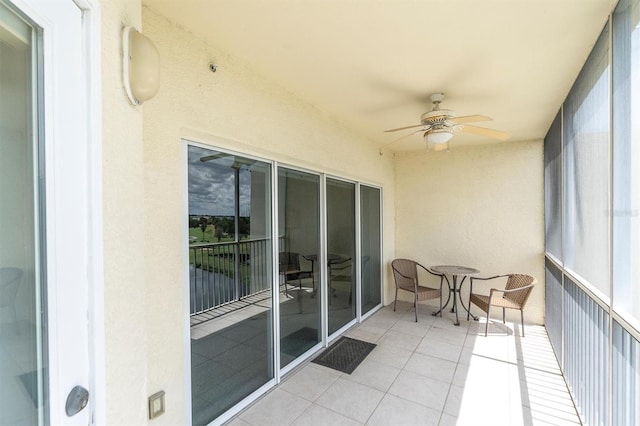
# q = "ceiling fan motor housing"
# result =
<box><xmin>421</xmin><ymin>109</ymin><xmax>455</xmax><ymax>125</ymax></box>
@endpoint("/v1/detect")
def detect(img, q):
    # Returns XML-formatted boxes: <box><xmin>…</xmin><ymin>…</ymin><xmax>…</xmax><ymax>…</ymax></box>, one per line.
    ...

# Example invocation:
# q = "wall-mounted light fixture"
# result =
<box><xmin>123</xmin><ymin>26</ymin><xmax>160</xmax><ymax>105</ymax></box>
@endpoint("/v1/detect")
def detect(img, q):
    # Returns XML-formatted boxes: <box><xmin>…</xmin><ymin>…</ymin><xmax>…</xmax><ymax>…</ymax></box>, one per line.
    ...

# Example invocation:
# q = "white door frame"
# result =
<box><xmin>6</xmin><ymin>0</ymin><xmax>104</xmax><ymax>424</ymax></box>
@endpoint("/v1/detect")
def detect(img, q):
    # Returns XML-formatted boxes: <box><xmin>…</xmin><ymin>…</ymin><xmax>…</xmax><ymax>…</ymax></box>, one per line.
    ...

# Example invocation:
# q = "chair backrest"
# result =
<box><xmin>504</xmin><ymin>274</ymin><xmax>536</xmax><ymax>308</ymax></box>
<box><xmin>0</xmin><ymin>267</ymin><xmax>23</xmax><ymax>308</ymax></box>
<box><xmin>279</xmin><ymin>252</ymin><xmax>300</xmax><ymax>273</ymax></box>
<box><xmin>391</xmin><ymin>259</ymin><xmax>417</xmax><ymax>289</ymax></box>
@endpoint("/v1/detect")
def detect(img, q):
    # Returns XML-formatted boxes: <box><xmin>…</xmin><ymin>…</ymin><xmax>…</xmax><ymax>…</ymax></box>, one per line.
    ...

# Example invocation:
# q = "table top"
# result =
<box><xmin>303</xmin><ymin>253</ymin><xmax>345</xmax><ymax>263</ymax></box>
<box><xmin>431</xmin><ymin>265</ymin><xmax>480</xmax><ymax>276</ymax></box>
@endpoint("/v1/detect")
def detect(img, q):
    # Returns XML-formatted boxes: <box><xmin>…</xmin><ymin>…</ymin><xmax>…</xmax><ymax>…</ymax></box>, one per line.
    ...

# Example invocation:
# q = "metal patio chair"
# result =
<box><xmin>391</xmin><ymin>258</ymin><xmax>445</xmax><ymax>322</ymax></box>
<box><xmin>468</xmin><ymin>273</ymin><xmax>536</xmax><ymax>337</ymax></box>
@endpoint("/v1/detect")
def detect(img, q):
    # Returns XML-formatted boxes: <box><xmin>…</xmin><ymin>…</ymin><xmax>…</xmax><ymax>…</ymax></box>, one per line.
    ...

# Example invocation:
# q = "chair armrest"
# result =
<box><xmin>471</xmin><ymin>275</ymin><xmax>510</xmax><ymax>295</ymax></box>
<box><xmin>416</xmin><ymin>262</ymin><xmax>444</xmax><ymax>277</ymax></box>
<box><xmin>471</xmin><ymin>274</ymin><xmax>510</xmax><ymax>283</ymax></box>
<box><xmin>489</xmin><ymin>284</ymin><xmax>535</xmax><ymax>295</ymax></box>
<box><xmin>416</xmin><ymin>263</ymin><xmax>449</xmax><ymax>290</ymax></box>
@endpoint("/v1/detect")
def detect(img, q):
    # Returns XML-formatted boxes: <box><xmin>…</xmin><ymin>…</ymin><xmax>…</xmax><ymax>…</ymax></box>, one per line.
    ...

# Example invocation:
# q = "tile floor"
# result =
<box><xmin>228</xmin><ymin>300</ymin><xmax>580</xmax><ymax>426</ymax></box>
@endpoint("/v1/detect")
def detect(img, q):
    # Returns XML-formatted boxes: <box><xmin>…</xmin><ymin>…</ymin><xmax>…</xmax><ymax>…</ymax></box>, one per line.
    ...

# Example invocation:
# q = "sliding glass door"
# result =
<box><xmin>326</xmin><ymin>178</ymin><xmax>357</xmax><ymax>335</ymax></box>
<box><xmin>187</xmin><ymin>146</ymin><xmax>273</xmax><ymax>425</ymax></box>
<box><xmin>277</xmin><ymin>168</ymin><xmax>322</xmax><ymax>368</ymax></box>
<box><xmin>360</xmin><ymin>185</ymin><xmax>382</xmax><ymax>316</ymax></box>
<box><xmin>186</xmin><ymin>149</ymin><xmax>383</xmax><ymax>423</ymax></box>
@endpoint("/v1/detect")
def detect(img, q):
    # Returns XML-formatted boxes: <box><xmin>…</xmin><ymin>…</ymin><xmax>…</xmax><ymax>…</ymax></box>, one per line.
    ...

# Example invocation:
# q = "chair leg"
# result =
<box><xmin>521</xmin><ymin>310</ymin><xmax>525</xmax><ymax>337</ymax></box>
<box><xmin>467</xmin><ymin>298</ymin><xmax>470</xmax><ymax>321</ymax></box>
<box><xmin>414</xmin><ymin>293</ymin><xmax>418</xmax><ymax>322</ymax></box>
<box><xmin>502</xmin><ymin>308</ymin><xmax>506</xmax><ymax>324</ymax></box>
<box><xmin>485</xmin><ymin>304</ymin><xmax>491</xmax><ymax>337</ymax></box>
<box><xmin>393</xmin><ymin>288</ymin><xmax>398</xmax><ymax>312</ymax></box>
<box><xmin>439</xmin><ymin>292</ymin><xmax>443</xmax><ymax>317</ymax></box>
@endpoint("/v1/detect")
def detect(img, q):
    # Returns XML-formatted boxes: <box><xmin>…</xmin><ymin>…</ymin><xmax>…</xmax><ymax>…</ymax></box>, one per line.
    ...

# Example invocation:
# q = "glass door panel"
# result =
<box><xmin>187</xmin><ymin>146</ymin><xmax>273</xmax><ymax>425</ymax></box>
<box><xmin>360</xmin><ymin>186</ymin><xmax>382</xmax><ymax>316</ymax></box>
<box><xmin>326</xmin><ymin>178</ymin><xmax>356</xmax><ymax>335</ymax></box>
<box><xmin>0</xmin><ymin>4</ymin><xmax>47</xmax><ymax>424</ymax></box>
<box><xmin>277</xmin><ymin>168</ymin><xmax>321</xmax><ymax>368</ymax></box>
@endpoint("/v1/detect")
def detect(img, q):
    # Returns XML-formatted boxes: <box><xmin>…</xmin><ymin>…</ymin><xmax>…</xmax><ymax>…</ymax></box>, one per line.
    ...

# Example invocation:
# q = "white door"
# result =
<box><xmin>0</xmin><ymin>0</ymin><xmax>93</xmax><ymax>424</ymax></box>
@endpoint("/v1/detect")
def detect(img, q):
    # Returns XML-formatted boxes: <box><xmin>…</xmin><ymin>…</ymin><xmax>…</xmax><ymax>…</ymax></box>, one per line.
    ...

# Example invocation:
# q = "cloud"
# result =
<box><xmin>187</xmin><ymin>146</ymin><xmax>267</xmax><ymax>217</ymax></box>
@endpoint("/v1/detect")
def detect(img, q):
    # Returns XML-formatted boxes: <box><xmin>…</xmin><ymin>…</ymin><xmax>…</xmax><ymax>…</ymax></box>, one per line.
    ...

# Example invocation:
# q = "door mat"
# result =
<box><xmin>312</xmin><ymin>336</ymin><xmax>376</xmax><ymax>374</ymax></box>
<box><xmin>281</xmin><ymin>327</ymin><xmax>318</xmax><ymax>357</ymax></box>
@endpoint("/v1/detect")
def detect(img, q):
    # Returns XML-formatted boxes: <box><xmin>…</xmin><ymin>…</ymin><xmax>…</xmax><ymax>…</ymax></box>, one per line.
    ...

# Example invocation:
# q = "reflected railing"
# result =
<box><xmin>190</xmin><ymin>238</ymin><xmax>271</xmax><ymax>315</ymax></box>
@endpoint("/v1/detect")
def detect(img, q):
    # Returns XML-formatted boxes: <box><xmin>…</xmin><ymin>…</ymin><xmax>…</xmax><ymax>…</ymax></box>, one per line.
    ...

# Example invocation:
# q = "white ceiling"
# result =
<box><xmin>143</xmin><ymin>0</ymin><xmax>616</xmax><ymax>152</ymax></box>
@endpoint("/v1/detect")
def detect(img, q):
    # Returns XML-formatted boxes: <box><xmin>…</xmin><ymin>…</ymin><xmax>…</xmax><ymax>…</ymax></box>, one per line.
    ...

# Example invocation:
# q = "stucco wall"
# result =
<box><xmin>394</xmin><ymin>141</ymin><xmax>545</xmax><ymax>324</ymax></box>
<box><xmin>101</xmin><ymin>0</ymin><xmax>148</xmax><ymax>424</ymax></box>
<box><xmin>140</xmin><ymin>7</ymin><xmax>395</xmax><ymax>424</ymax></box>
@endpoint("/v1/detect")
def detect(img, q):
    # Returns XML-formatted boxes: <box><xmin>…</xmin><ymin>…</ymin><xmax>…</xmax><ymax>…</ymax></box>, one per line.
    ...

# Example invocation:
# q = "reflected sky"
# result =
<box><xmin>188</xmin><ymin>146</ymin><xmax>254</xmax><ymax>216</ymax></box>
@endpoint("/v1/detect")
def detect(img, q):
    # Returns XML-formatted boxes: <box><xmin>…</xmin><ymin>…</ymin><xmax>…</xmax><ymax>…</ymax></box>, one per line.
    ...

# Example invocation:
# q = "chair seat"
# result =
<box><xmin>469</xmin><ymin>293</ymin><xmax>522</xmax><ymax>311</ymax></box>
<box><xmin>399</xmin><ymin>284</ymin><xmax>440</xmax><ymax>302</ymax></box>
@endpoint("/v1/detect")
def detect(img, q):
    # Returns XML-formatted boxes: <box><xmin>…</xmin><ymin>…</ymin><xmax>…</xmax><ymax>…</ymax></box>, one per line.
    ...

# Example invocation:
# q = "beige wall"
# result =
<box><xmin>101</xmin><ymin>0</ymin><xmax>149</xmax><ymax>424</ymax></box>
<box><xmin>394</xmin><ymin>141</ymin><xmax>545</xmax><ymax>324</ymax></box>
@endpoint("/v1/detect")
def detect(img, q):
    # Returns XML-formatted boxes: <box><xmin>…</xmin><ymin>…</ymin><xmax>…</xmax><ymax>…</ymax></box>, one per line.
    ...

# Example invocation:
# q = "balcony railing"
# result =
<box><xmin>189</xmin><ymin>238</ymin><xmax>271</xmax><ymax>315</ymax></box>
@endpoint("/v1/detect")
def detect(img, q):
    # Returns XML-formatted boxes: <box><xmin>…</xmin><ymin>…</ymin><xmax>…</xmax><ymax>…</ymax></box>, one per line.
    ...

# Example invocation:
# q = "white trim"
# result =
<box><xmin>70</xmin><ymin>1</ymin><xmax>105</xmax><ymax>424</ymax></box>
<box><xmin>272</xmin><ymin>160</ymin><xmax>281</xmax><ymax>383</ymax></box>
<box><xmin>320</xmin><ymin>174</ymin><xmax>328</xmax><ymax>347</ymax></box>
<box><xmin>180</xmin><ymin>139</ymin><xmax>193</xmax><ymax>425</ymax></box>
<box><xmin>355</xmin><ymin>183</ymin><xmax>362</xmax><ymax>321</ymax></box>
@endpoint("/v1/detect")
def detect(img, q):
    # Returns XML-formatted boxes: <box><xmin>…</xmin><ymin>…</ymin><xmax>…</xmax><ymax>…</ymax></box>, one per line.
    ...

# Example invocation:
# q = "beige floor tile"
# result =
<box><xmin>388</xmin><ymin>370</ymin><xmax>450</xmax><ymax>412</ymax></box>
<box><xmin>390</xmin><ymin>318</ymin><xmax>432</xmax><ymax>337</ymax></box>
<box><xmin>425</xmin><ymin>326</ymin><xmax>467</xmax><ymax>346</ymax></box>
<box><xmin>292</xmin><ymin>404</ymin><xmax>363</xmax><ymax>426</ymax></box>
<box><xmin>437</xmin><ymin>413</ymin><xmax>458</xmax><ymax>426</ymax></box>
<box><xmin>404</xmin><ymin>352</ymin><xmax>457</xmax><ymax>384</ymax></box>
<box><xmin>378</xmin><ymin>330</ymin><xmax>422</xmax><ymax>351</ymax></box>
<box><xmin>415</xmin><ymin>336</ymin><xmax>463</xmax><ymax>362</ymax></box>
<box><xmin>366</xmin><ymin>344</ymin><xmax>413</xmax><ymax>369</ymax></box>
<box><xmin>315</xmin><ymin>377</ymin><xmax>385</xmax><ymax>423</ymax></box>
<box><xmin>346</xmin><ymin>324</ymin><xmax>388</xmax><ymax>343</ymax></box>
<box><xmin>366</xmin><ymin>394</ymin><xmax>440</xmax><ymax>426</ymax></box>
<box><xmin>239</xmin><ymin>388</ymin><xmax>311</xmax><ymax>425</ymax></box>
<box><xmin>345</xmin><ymin>359</ymin><xmax>402</xmax><ymax>392</ymax></box>
<box><xmin>281</xmin><ymin>363</ymin><xmax>342</xmax><ymax>402</ymax></box>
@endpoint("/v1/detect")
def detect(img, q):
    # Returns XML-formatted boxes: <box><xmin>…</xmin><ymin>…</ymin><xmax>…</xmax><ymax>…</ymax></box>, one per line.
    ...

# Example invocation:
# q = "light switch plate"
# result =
<box><xmin>148</xmin><ymin>391</ymin><xmax>165</xmax><ymax>419</ymax></box>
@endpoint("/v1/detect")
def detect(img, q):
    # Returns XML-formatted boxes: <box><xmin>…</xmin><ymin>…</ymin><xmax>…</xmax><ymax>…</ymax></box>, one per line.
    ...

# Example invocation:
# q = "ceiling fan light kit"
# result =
<box><xmin>424</xmin><ymin>130</ymin><xmax>452</xmax><ymax>144</ymax></box>
<box><xmin>382</xmin><ymin>93</ymin><xmax>510</xmax><ymax>152</ymax></box>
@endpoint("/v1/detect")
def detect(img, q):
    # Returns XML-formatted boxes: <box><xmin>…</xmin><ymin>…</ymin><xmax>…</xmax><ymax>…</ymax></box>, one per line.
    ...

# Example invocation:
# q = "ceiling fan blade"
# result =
<box><xmin>383</xmin><ymin>123</ymin><xmax>428</xmax><ymax>132</ymax></box>
<box><xmin>460</xmin><ymin>124</ymin><xmax>511</xmax><ymax>141</ymax></box>
<box><xmin>381</xmin><ymin>127</ymin><xmax>430</xmax><ymax>147</ymax></box>
<box><xmin>450</xmin><ymin>114</ymin><xmax>492</xmax><ymax>124</ymax></box>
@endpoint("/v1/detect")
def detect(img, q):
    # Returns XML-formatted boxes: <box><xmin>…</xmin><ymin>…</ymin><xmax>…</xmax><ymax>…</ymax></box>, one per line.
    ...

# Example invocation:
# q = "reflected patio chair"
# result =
<box><xmin>468</xmin><ymin>274</ymin><xmax>536</xmax><ymax>337</ymax></box>
<box><xmin>278</xmin><ymin>252</ymin><xmax>313</xmax><ymax>297</ymax></box>
<box><xmin>0</xmin><ymin>267</ymin><xmax>23</xmax><ymax>334</ymax></box>
<box><xmin>391</xmin><ymin>259</ymin><xmax>445</xmax><ymax>322</ymax></box>
<box><xmin>328</xmin><ymin>255</ymin><xmax>352</xmax><ymax>305</ymax></box>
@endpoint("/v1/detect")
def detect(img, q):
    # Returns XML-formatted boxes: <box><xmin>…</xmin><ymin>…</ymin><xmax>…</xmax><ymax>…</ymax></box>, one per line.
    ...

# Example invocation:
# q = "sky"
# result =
<box><xmin>188</xmin><ymin>146</ymin><xmax>262</xmax><ymax>216</ymax></box>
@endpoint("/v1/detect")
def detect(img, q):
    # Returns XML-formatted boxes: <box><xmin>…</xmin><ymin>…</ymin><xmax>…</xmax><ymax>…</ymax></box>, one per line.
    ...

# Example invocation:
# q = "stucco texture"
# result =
<box><xmin>394</xmin><ymin>141</ymin><xmax>545</xmax><ymax>325</ymax></box>
<box><xmin>101</xmin><ymin>0</ymin><xmax>148</xmax><ymax>424</ymax></box>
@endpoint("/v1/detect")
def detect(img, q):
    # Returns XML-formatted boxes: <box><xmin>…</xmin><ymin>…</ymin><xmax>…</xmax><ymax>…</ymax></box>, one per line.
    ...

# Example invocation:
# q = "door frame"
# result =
<box><xmin>6</xmin><ymin>0</ymin><xmax>104</xmax><ymax>423</ymax></box>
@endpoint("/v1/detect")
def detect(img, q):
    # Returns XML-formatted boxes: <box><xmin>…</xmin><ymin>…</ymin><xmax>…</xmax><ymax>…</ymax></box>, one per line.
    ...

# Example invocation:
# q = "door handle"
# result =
<box><xmin>65</xmin><ymin>385</ymin><xmax>89</xmax><ymax>417</ymax></box>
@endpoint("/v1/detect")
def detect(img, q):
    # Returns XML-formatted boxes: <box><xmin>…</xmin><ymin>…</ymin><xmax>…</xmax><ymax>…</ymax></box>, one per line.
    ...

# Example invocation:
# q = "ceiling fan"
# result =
<box><xmin>381</xmin><ymin>93</ymin><xmax>510</xmax><ymax>152</ymax></box>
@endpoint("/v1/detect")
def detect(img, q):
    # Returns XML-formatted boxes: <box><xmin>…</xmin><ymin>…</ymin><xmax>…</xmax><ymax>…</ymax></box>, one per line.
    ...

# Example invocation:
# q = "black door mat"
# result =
<box><xmin>312</xmin><ymin>336</ymin><xmax>376</xmax><ymax>374</ymax></box>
